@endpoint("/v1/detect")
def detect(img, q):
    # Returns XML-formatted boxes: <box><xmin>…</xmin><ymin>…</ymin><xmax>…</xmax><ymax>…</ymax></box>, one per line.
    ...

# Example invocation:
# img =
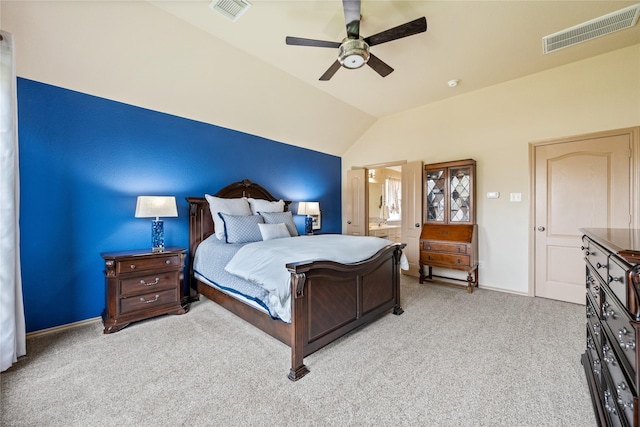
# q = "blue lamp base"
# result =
<box><xmin>304</xmin><ymin>216</ymin><xmax>313</xmax><ymax>235</ymax></box>
<box><xmin>151</xmin><ymin>219</ymin><xmax>165</xmax><ymax>252</ymax></box>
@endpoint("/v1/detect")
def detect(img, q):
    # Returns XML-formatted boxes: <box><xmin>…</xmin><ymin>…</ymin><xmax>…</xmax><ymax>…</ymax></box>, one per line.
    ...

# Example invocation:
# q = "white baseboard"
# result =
<box><xmin>27</xmin><ymin>317</ymin><xmax>102</xmax><ymax>339</ymax></box>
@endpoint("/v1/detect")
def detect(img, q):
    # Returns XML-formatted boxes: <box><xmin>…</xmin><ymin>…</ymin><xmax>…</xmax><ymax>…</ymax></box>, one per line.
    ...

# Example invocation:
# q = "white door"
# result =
<box><xmin>534</xmin><ymin>128</ymin><xmax>635</xmax><ymax>304</ymax></box>
<box><xmin>346</xmin><ymin>168</ymin><xmax>366</xmax><ymax>236</ymax></box>
<box><xmin>401</xmin><ymin>161</ymin><xmax>423</xmax><ymax>276</ymax></box>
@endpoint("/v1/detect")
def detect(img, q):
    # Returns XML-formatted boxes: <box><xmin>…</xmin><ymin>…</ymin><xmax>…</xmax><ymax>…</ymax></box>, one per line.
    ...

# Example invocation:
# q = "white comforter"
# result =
<box><xmin>224</xmin><ymin>234</ymin><xmax>408</xmax><ymax>323</ymax></box>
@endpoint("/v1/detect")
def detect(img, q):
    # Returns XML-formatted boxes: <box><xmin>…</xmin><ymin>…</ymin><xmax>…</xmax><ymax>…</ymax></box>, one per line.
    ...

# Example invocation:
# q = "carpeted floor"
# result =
<box><xmin>1</xmin><ymin>275</ymin><xmax>595</xmax><ymax>426</ymax></box>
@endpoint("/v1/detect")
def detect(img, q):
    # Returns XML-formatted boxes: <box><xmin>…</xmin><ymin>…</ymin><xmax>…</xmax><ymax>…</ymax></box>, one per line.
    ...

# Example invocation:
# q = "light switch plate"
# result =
<box><xmin>486</xmin><ymin>192</ymin><xmax>500</xmax><ymax>199</ymax></box>
<box><xmin>510</xmin><ymin>192</ymin><xmax>522</xmax><ymax>202</ymax></box>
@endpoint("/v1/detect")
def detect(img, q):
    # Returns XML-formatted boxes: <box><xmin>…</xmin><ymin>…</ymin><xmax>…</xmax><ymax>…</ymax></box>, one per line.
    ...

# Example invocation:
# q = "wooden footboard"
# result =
<box><xmin>287</xmin><ymin>242</ymin><xmax>405</xmax><ymax>380</ymax></box>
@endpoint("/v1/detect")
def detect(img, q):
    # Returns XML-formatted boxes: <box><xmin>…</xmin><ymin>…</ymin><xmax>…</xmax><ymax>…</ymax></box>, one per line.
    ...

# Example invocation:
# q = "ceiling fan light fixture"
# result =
<box><xmin>338</xmin><ymin>38</ymin><xmax>370</xmax><ymax>69</ymax></box>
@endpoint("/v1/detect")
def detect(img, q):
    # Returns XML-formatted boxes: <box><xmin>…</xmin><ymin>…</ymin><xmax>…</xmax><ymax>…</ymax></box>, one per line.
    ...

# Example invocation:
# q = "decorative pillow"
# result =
<box><xmin>205</xmin><ymin>194</ymin><xmax>252</xmax><ymax>240</ymax></box>
<box><xmin>218</xmin><ymin>213</ymin><xmax>264</xmax><ymax>244</ymax></box>
<box><xmin>248</xmin><ymin>198</ymin><xmax>285</xmax><ymax>215</ymax></box>
<box><xmin>259</xmin><ymin>211</ymin><xmax>299</xmax><ymax>237</ymax></box>
<box><xmin>258</xmin><ymin>223</ymin><xmax>290</xmax><ymax>241</ymax></box>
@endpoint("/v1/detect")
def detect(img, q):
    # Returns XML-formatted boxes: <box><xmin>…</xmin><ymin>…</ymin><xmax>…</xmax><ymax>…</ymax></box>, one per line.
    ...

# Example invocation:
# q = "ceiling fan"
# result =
<box><xmin>285</xmin><ymin>0</ymin><xmax>427</xmax><ymax>81</ymax></box>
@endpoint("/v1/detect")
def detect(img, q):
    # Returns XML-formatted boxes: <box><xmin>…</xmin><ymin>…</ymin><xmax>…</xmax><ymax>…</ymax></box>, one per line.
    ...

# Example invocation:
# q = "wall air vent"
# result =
<box><xmin>542</xmin><ymin>3</ymin><xmax>640</xmax><ymax>54</ymax></box>
<box><xmin>209</xmin><ymin>0</ymin><xmax>251</xmax><ymax>22</ymax></box>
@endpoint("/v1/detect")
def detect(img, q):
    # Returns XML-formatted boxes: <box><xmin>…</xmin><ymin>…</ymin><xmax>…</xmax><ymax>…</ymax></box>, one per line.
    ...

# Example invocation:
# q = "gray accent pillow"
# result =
<box><xmin>259</xmin><ymin>211</ymin><xmax>299</xmax><ymax>237</ymax></box>
<box><xmin>218</xmin><ymin>213</ymin><xmax>264</xmax><ymax>244</ymax></box>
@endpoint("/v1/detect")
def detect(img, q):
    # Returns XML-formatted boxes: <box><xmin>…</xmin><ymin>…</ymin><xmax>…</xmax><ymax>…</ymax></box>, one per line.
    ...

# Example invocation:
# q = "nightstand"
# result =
<box><xmin>101</xmin><ymin>247</ymin><xmax>187</xmax><ymax>334</ymax></box>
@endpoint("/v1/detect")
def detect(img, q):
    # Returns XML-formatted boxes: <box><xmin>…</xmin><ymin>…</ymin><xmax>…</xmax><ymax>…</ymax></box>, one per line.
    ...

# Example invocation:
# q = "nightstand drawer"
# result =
<box><xmin>120</xmin><ymin>271</ymin><xmax>179</xmax><ymax>296</ymax></box>
<box><xmin>116</xmin><ymin>254</ymin><xmax>181</xmax><ymax>274</ymax></box>
<box><xmin>421</xmin><ymin>241</ymin><xmax>467</xmax><ymax>254</ymax></box>
<box><xmin>120</xmin><ymin>288</ymin><xmax>179</xmax><ymax>315</ymax></box>
<box><xmin>421</xmin><ymin>251</ymin><xmax>470</xmax><ymax>267</ymax></box>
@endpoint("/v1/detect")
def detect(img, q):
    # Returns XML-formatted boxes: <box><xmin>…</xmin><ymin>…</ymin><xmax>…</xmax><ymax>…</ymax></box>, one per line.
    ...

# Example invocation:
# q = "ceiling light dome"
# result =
<box><xmin>338</xmin><ymin>38</ymin><xmax>370</xmax><ymax>69</ymax></box>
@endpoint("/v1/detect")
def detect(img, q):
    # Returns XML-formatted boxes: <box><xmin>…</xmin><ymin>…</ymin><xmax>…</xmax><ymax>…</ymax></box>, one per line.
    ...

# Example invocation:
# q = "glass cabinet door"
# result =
<box><xmin>425</xmin><ymin>168</ymin><xmax>446</xmax><ymax>222</ymax></box>
<box><xmin>424</xmin><ymin>159</ymin><xmax>475</xmax><ymax>224</ymax></box>
<box><xmin>449</xmin><ymin>166</ymin><xmax>471</xmax><ymax>223</ymax></box>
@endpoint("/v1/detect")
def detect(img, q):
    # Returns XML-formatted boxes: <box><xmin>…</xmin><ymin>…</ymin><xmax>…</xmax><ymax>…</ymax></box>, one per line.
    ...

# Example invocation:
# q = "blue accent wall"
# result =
<box><xmin>17</xmin><ymin>78</ymin><xmax>341</xmax><ymax>333</ymax></box>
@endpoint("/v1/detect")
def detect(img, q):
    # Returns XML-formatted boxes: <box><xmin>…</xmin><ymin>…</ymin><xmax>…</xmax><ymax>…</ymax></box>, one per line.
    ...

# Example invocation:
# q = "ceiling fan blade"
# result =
<box><xmin>367</xmin><ymin>53</ymin><xmax>394</xmax><ymax>78</ymax></box>
<box><xmin>342</xmin><ymin>0</ymin><xmax>361</xmax><ymax>39</ymax></box>
<box><xmin>285</xmin><ymin>36</ymin><xmax>341</xmax><ymax>48</ymax></box>
<box><xmin>364</xmin><ymin>17</ymin><xmax>427</xmax><ymax>47</ymax></box>
<box><xmin>319</xmin><ymin>60</ymin><xmax>342</xmax><ymax>81</ymax></box>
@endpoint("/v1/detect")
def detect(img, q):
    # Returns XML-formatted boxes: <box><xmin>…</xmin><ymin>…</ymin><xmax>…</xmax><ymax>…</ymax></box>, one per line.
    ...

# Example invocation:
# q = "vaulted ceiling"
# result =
<box><xmin>150</xmin><ymin>0</ymin><xmax>640</xmax><ymax>118</ymax></box>
<box><xmin>4</xmin><ymin>1</ymin><xmax>639</xmax><ymax>157</ymax></box>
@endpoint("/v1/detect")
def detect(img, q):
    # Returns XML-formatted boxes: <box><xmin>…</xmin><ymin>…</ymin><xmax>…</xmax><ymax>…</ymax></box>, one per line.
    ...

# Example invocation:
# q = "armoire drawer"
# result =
<box><xmin>420</xmin><ymin>251</ymin><xmax>471</xmax><ymax>268</ymax></box>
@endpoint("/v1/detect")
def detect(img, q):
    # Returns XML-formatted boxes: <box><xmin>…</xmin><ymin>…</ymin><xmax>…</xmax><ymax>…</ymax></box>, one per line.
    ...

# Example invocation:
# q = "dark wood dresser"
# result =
<box><xmin>101</xmin><ymin>247</ymin><xmax>187</xmax><ymax>333</ymax></box>
<box><xmin>580</xmin><ymin>228</ymin><xmax>640</xmax><ymax>426</ymax></box>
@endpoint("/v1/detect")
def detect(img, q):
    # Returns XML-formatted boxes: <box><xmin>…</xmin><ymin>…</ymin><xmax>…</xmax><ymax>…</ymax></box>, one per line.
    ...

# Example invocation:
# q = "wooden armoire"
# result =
<box><xmin>419</xmin><ymin>159</ymin><xmax>479</xmax><ymax>293</ymax></box>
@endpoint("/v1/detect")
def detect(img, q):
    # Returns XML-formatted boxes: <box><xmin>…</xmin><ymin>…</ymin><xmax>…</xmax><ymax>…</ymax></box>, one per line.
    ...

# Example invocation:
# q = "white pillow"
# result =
<box><xmin>259</xmin><ymin>211</ymin><xmax>299</xmax><ymax>237</ymax></box>
<box><xmin>205</xmin><ymin>194</ymin><xmax>252</xmax><ymax>240</ymax></box>
<box><xmin>248</xmin><ymin>198</ymin><xmax>285</xmax><ymax>215</ymax></box>
<box><xmin>258</xmin><ymin>223</ymin><xmax>290</xmax><ymax>241</ymax></box>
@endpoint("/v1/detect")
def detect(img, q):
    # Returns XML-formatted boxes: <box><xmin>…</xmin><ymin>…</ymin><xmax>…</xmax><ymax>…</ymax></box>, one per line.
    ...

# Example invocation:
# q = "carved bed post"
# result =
<box><xmin>288</xmin><ymin>272</ymin><xmax>310</xmax><ymax>381</ymax></box>
<box><xmin>393</xmin><ymin>245</ymin><xmax>405</xmax><ymax>315</ymax></box>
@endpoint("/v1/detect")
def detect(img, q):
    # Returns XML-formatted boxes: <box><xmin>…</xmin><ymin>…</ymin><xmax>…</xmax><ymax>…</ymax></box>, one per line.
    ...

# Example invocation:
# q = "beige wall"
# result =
<box><xmin>343</xmin><ymin>45</ymin><xmax>640</xmax><ymax>294</ymax></box>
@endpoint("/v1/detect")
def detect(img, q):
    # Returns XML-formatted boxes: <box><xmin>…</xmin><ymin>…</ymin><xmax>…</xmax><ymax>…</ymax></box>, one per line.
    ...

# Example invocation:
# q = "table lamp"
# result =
<box><xmin>135</xmin><ymin>196</ymin><xmax>178</xmax><ymax>252</ymax></box>
<box><xmin>298</xmin><ymin>202</ymin><xmax>320</xmax><ymax>235</ymax></box>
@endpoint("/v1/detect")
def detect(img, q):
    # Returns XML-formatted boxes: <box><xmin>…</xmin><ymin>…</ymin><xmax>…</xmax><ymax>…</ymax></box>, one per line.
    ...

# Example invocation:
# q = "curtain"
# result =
<box><xmin>386</xmin><ymin>177</ymin><xmax>401</xmax><ymax>217</ymax></box>
<box><xmin>0</xmin><ymin>30</ymin><xmax>26</xmax><ymax>372</ymax></box>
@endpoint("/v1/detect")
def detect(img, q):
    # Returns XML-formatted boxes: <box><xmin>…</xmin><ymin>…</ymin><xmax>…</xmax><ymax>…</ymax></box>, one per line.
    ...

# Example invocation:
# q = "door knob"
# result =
<box><xmin>415</xmin><ymin>223</ymin><xmax>420</xmax><ymax>227</ymax></box>
<box><xmin>537</xmin><ymin>226</ymin><xmax>545</xmax><ymax>231</ymax></box>
<box><xmin>347</xmin><ymin>220</ymin><xmax>352</xmax><ymax>224</ymax></box>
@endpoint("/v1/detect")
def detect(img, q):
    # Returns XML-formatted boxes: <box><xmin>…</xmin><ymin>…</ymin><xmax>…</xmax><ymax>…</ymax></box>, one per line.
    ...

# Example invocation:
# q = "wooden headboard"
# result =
<box><xmin>186</xmin><ymin>179</ymin><xmax>290</xmax><ymax>290</ymax></box>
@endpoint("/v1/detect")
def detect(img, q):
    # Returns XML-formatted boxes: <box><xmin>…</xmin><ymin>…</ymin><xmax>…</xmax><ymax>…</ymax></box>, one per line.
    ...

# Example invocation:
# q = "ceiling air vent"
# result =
<box><xmin>542</xmin><ymin>3</ymin><xmax>640</xmax><ymax>54</ymax></box>
<box><xmin>209</xmin><ymin>0</ymin><xmax>251</xmax><ymax>22</ymax></box>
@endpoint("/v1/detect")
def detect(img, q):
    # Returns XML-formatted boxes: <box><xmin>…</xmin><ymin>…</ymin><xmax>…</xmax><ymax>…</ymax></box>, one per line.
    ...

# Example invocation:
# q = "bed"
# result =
<box><xmin>187</xmin><ymin>179</ymin><xmax>406</xmax><ymax>380</ymax></box>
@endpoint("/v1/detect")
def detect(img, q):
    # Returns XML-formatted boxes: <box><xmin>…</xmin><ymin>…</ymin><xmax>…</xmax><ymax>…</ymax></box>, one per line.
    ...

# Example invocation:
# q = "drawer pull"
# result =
<box><xmin>130</xmin><ymin>264</ymin><xmax>136</xmax><ymax>270</ymax></box>
<box><xmin>140</xmin><ymin>277</ymin><xmax>160</xmax><ymax>287</ymax></box>
<box><xmin>592</xmin><ymin>359</ymin><xmax>600</xmax><ymax>376</ymax></box>
<box><xmin>140</xmin><ymin>295</ymin><xmax>160</xmax><ymax>304</ymax></box>
<box><xmin>617</xmin><ymin>398</ymin><xmax>634</xmax><ymax>410</ymax></box>
<box><xmin>596</xmin><ymin>262</ymin><xmax>606</xmax><ymax>269</ymax></box>
<box><xmin>604</xmin><ymin>391</ymin><xmax>618</xmax><ymax>416</ymax></box>
<box><xmin>602</xmin><ymin>345</ymin><xmax>616</xmax><ymax>365</ymax></box>
<box><xmin>165</xmin><ymin>259</ymin><xmax>172</xmax><ymax>265</ymax></box>
<box><xmin>608</xmin><ymin>275</ymin><xmax>623</xmax><ymax>283</ymax></box>
<box><xmin>620</xmin><ymin>340</ymin><xmax>636</xmax><ymax>351</ymax></box>
<box><xmin>602</xmin><ymin>306</ymin><xmax>617</xmax><ymax>320</ymax></box>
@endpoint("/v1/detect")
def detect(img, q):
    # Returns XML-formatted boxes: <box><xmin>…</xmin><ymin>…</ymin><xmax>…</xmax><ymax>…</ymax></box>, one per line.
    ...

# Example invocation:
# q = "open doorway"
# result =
<box><xmin>346</xmin><ymin>160</ymin><xmax>423</xmax><ymax>276</ymax></box>
<box><xmin>367</xmin><ymin>166</ymin><xmax>402</xmax><ymax>242</ymax></box>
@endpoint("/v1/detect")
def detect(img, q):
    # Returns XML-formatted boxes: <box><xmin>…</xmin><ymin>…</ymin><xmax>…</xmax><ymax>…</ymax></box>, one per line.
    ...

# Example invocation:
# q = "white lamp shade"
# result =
<box><xmin>298</xmin><ymin>201</ymin><xmax>320</xmax><ymax>216</ymax></box>
<box><xmin>135</xmin><ymin>196</ymin><xmax>178</xmax><ymax>219</ymax></box>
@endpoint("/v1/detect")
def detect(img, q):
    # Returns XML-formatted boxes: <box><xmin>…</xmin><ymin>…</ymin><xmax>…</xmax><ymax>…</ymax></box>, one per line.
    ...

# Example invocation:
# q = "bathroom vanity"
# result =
<box><xmin>369</xmin><ymin>224</ymin><xmax>401</xmax><ymax>243</ymax></box>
